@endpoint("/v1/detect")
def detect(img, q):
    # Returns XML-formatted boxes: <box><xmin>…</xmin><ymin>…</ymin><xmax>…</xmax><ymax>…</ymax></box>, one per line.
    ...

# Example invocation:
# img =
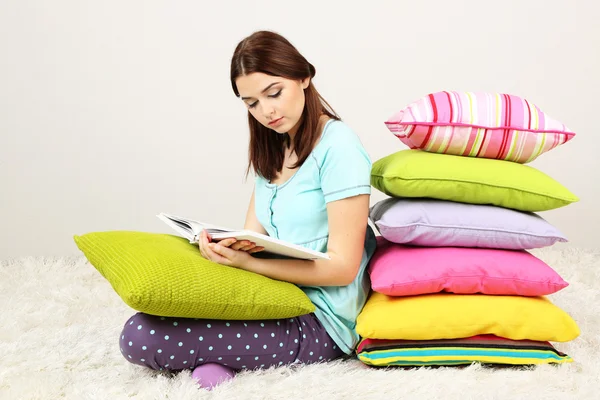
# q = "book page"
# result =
<box><xmin>157</xmin><ymin>213</ymin><xmax>238</xmax><ymax>240</ymax></box>
<box><xmin>156</xmin><ymin>213</ymin><xmax>195</xmax><ymax>242</ymax></box>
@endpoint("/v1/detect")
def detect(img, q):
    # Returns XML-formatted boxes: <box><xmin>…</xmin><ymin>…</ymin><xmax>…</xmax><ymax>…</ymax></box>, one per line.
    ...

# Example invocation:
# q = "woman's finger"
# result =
<box><xmin>200</xmin><ymin>231</ymin><xmax>213</xmax><ymax>259</ymax></box>
<box><xmin>203</xmin><ymin>231</ymin><xmax>212</xmax><ymax>248</ymax></box>
<box><xmin>209</xmin><ymin>243</ymin><xmax>237</xmax><ymax>261</ymax></box>
<box><xmin>202</xmin><ymin>231</ymin><xmax>229</xmax><ymax>264</ymax></box>
<box><xmin>247</xmin><ymin>246</ymin><xmax>264</xmax><ymax>254</ymax></box>
<box><xmin>201</xmin><ymin>230</ymin><xmax>213</xmax><ymax>246</ymax></box>
<box><xmin>199</xmin><ymin>241</ymin><xmax>210</xmax><ymax>259</ymax></box>
<box><xmin>198</xmin><ymin>246</ymin><xmax>207</xmax><ymax>259</ymax></box>
<box><xmin>217</xmin><ymin>238</ymin><xmax>237</xmax><ymax>248</ymax></box>
<box><xmin>239</xmin><ymin>243</ymin><xmax>256</xmax><ymax>252</ymax></box>
<box><xmin>229</xmin><ymin>240</ymin><xmax>250</xmax><ymax>251</ymax></box>
<box><xmin>204</xmin><ymin>242</ymin><xmax>230</xmax><ymax>264</ymax></box>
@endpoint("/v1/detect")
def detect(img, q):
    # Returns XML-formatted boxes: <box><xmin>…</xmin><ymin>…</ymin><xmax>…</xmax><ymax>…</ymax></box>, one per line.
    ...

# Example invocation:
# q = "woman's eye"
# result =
<box><xmin>247</xmin><ymin>90</ymin><xmax>281</xmax><ymax>109</ymax></box>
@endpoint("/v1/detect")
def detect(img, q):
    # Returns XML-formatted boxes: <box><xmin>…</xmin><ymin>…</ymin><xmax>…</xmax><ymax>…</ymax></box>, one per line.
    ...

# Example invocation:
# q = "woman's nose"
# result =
<box><xmin>262</xmin><ymin>104</ymin><xmax>275</xmax><ymax>119</ymax></box>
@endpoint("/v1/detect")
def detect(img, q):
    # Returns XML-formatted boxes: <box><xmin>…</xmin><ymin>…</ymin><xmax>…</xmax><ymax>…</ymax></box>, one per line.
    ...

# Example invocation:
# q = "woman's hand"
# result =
<box><xmin>197</xmin><ymin>230</ymin><xmax>262</xmax><ymax>269</ymax></box>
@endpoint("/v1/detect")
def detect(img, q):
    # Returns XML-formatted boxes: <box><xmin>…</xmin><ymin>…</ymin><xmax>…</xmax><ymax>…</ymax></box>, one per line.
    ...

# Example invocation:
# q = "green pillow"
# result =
<box><xmin>73</xmin><ymin>231</ymin><xmax>315</xmax><ymax>319</ymax></box>
<box><xmin>371</xmin><ymin>150</ymin><xmax>578</xmax><ymax>212</ymax></box>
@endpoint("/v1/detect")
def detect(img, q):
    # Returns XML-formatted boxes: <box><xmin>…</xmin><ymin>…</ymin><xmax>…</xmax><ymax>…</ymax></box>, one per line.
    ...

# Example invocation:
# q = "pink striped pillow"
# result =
<box><xmin>385</xmin><ymin>92</ymin><xmax>575</xmax><ymax>163</ymax></box>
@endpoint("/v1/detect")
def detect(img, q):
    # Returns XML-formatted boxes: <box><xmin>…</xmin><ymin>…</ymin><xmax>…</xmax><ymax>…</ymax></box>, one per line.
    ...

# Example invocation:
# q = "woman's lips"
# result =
<box><xmin>269</xmin><ymin>117</ymin><xmax>283</xmax><ymax>126</ymax></box>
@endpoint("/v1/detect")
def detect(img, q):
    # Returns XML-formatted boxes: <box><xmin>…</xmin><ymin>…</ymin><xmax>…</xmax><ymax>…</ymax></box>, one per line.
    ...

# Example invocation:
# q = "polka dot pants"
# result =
<box><xmin>119</xmin><ymin>313</ymin><xmax>345</xmax><ymax>371</ymax></box>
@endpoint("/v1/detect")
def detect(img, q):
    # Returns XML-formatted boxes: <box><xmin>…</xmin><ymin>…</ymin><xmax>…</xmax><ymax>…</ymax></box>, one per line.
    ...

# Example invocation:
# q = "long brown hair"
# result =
<box><xmin>230</xmin><ymin>30</ymin><xmax>340</xmax><ymax>181</ymax></box>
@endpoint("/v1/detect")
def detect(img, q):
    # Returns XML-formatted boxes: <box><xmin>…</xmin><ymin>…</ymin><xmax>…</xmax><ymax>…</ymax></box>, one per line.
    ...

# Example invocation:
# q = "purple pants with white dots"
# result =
<box><xmin>119</xmin><ymin>312</ymin><xmax>345</xmax><ymax>371</ymax></box>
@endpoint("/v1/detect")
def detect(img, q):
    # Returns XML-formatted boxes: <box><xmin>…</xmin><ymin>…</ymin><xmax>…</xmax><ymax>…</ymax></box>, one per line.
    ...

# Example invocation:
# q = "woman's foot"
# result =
<box><xmin>192</xmin><ymin>363</ymin><xmax>236</xmax><ymax>390</ymax></box>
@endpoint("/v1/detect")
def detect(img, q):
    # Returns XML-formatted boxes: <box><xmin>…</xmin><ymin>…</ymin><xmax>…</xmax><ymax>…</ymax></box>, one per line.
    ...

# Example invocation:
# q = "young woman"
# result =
<box><xmin>119</xmin><ymin>30</ymin><xmax>377</xmax><ymax>390</ymax></box>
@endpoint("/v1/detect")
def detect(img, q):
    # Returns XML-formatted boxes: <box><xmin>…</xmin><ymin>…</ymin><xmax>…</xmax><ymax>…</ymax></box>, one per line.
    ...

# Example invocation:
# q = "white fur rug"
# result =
<box><xmin>2</xmin><ymin>247</ymin><xmax>600</xmax><ymax>400</ymax></box>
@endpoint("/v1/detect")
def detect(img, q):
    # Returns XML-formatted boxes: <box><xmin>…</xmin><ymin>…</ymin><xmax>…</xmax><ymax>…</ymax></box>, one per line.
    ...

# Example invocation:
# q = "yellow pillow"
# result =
<box><xmin>370</xmin><ymin>149</ymin><xmax>579</xmax><ymax>212</ymax></box>
<box><xmin>356</xmin><ymin>292</ymin><xmax>579</xmax><ymax>342</ymax></box>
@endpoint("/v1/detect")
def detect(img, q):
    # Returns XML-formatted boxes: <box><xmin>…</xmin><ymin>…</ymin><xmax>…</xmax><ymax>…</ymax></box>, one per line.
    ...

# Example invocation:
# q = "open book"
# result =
<box><xmin>157</xmin><ymin>212</ymin><xmax>330</xmax><ymax>260</ymax></box>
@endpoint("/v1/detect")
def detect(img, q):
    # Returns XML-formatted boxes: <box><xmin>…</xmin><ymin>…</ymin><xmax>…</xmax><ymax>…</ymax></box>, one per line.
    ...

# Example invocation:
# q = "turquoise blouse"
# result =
<box><xmin>254</xmin><ymin>118</ymin><xmax>377</xmax><ymax>354</ymax></box>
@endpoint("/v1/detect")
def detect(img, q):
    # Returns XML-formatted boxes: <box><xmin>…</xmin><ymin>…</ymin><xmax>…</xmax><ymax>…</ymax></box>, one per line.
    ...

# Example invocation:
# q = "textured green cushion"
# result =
<box><xmin>73</xmin><ymin>231</ymin><xmax>315</xmax><ymax>319</ymax></box>
<box><xmin>371</xmin><ymin>149</ymin><xmax>579</xmax><ymax>212</ymax></box>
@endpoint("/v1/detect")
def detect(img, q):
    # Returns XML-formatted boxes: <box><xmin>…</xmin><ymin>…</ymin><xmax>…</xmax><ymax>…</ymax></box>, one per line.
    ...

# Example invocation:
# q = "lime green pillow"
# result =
<box><xmin>73</xmin><ymin>231</ymin><xmax>315</xmax><ymax>319</ymax></box>
<box><xmin>371</xmin><ymin>150</ymin><xmax>578</xmax><ymax>212</ymax></box>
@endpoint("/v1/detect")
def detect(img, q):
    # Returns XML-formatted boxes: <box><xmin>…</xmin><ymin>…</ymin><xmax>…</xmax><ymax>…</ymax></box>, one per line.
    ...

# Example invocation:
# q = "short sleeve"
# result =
<box><xmin>319</xmin><ymin>130</ymin><xmax>372</xmax><ymax>203</ymax></box>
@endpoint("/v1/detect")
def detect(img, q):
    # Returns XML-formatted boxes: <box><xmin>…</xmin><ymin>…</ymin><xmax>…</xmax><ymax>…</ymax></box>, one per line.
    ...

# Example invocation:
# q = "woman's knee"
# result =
<box><xmin>119</xmin><ymin>313</ymin><xmax>162</xmax><ymax>367</ymax></box>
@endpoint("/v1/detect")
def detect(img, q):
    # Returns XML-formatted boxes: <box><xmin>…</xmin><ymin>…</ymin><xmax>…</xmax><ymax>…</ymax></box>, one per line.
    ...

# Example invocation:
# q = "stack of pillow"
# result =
<box><xmin>355</xmin><ymin>91</ymin><xmax>581</xmax><ymax>368</ymax></box>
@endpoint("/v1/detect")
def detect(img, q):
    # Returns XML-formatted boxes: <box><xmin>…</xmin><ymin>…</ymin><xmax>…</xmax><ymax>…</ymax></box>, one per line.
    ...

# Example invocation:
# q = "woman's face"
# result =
<box><xmin>236</xmin><ymin>72</ymin><xmax>309</xmax><ymax>136</ymax></box>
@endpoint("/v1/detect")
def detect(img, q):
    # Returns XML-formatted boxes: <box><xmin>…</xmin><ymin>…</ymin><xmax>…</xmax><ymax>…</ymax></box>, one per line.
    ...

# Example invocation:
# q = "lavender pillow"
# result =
<box><xmin>370</xmin><ymin>198</ymin><xmax>567</xmax><ymax>250</ymax></box>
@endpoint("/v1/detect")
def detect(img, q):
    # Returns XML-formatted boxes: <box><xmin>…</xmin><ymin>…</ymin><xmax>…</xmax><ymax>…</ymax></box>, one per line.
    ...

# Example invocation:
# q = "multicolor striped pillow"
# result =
<box><xmin>356</xmin><ymin>335</ymin><xmax>573</xmax><ymax>367</ymax></box>
<box><xmin>385</xmin><ymin>91</ymin><xmax>575</xmax><ymax>163</ymax></box>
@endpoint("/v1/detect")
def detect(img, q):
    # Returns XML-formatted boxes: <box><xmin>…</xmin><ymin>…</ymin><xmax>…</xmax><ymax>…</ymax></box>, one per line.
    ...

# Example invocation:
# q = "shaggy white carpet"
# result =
<box><xmin>1</xmin><ymin>247</ymin><xmax>600</xmax><ymax>400</ymax></box>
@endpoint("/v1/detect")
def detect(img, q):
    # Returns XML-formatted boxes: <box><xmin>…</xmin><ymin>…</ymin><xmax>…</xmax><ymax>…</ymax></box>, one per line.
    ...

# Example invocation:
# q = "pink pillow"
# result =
<box><xmin>369</xmin><ymin>237</ymin><xmax>568</xmax><ymax>296</ymax></box>
<box><xmin>384</xmin><ymin>91</ymin><xmax>575</xmax><ymax>163</ymax></box>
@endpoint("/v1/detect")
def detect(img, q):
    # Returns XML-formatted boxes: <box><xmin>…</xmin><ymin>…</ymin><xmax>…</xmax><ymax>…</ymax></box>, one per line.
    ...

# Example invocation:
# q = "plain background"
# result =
<box><xmin>1</xmin><ymin>0</ymin><xmax>599</xmax><ymax>260</ymax></box>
